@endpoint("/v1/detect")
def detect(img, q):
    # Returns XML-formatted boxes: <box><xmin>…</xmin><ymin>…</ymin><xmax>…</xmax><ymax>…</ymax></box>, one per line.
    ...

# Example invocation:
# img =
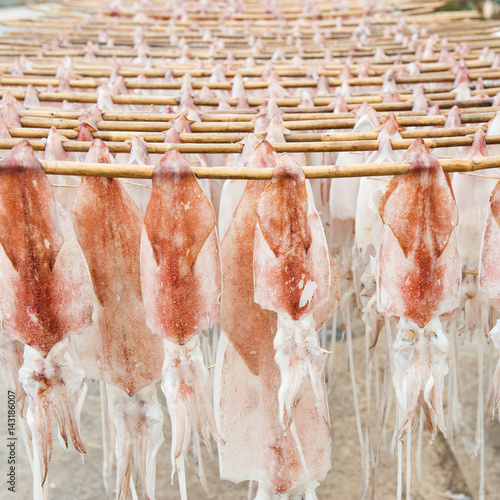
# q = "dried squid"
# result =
<box><xmin>377</xmin><ymin>140</ymin><xmax>461</xmax><ymax>499</ymax></box>
<box><xmin>217</xmin><ymin>141</ymin><xmax>341</xmax><ymax>499</ymax></box>
<box><xmin>44</xmin><ymin>126</ymin><xmax>80</xmax><ymax>213</ymax></box>
<box><xmin>0</xmin><ymin>140</ymin><xmax>94</xmax><ymax>494</ymax></box>
<box><xmin>140</xmin><ymin>148</ymin><xmax>223</xmax><ymax>500</ymax></box>
<box><xmin>353</xmin><ymin>113</ymin><xmax>405</xmax><ymax>495</ymax></box>
<box><xmin>114</xmin><ymin>135</ymin><xmax>153</xmax><ymax>213</ymax></box>
<box><xmin>378</xmin><ymin>141</ymin><xmax>460</xmax><ymax>440</ymax></box>
<box><xmin>71</xmin><ymin>139</ymin><xmax>164</xmax><ymax>500</ymax></box>
<box><xmin>480</xmin><ymin>178</ymin><xmax>500</xmax><ymax>413</ymax></box>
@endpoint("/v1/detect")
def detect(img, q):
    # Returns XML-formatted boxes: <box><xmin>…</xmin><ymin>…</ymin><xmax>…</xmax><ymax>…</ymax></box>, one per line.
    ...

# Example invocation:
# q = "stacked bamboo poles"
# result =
<box><xmin>1</xmin><ymin>0</ymin><xmax>500</xmax><ymax>180</ymax></box>
<box><xmin>37</xmin><ymin>155</ymin><xmax>500</xmax><ymax>179</ymax></box>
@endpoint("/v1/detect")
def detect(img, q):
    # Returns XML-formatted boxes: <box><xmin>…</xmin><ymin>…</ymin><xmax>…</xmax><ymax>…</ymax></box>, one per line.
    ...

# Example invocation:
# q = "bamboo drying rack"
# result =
<box><xmin>1</xmin><ymin>0</ymin><xmax>500</xmax><ymax>180</ymax></box>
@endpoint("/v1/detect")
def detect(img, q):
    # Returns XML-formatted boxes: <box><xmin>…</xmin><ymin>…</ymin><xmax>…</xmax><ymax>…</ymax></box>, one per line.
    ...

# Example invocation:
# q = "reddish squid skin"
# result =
<box><xmin>491</xmin><ymin>181</ymin><xmax>500</xmax><ymax>226</ymax></box>
<box><xmin>0</xmin><ymin>116</ymin><xmax>11</xmax><ymax>139</ymax></box>
<box><xmin>71</xmin><ymin>170</ymin><xmax>163</xmax><ymax>396</ymax></box>
<box><xmin>45</xmin><ymin>126</ymin><xmax>74</xmax><ymax>161</ymax></box>
<box><xmin>480</xmin><ymin>180</ymin><xmax>500</xmax><ymax>309</ymax></box>
<box><xmin>467</xmin><ymin>129</ymin><xmax>490</xmax><ymax>158</ymax></box>
<box><xmin>378</xmin><ymin>144</ymin><xmax>460</xmax><ymax>327</ymax></box>
<box><xmin>257</xmin><ymin>157</ymin><xmax>311</xmax><ymax>254</ymax></box>
<box><xmin>219</xmin><ymin>140</ymin><xmax>278</xmax><ymax>376</ymax></box>
<box><xmin>75</xmin><ymin>122</ymin><xmax>96</xmax><ymax>142</ymax></box>
<box><xmin>220</xmin><ymin>141</ymin><xmax>340</xmax><ymax>374</ymax></box>
<box><xmin>402</xmin><ymin>136</ymin><xmax>426</xmax><ymax>162</ymax></box>
<box><xmin>0</xmin><ymin>140</ymin><xmax>93</xmax><ymax>356</ymax></box>
<box><xmin>1</xmin><ymin>103</ymin><xmax>21</xmax><ymax>128</ymax></box>
<box><xmin>141</xmin><ymin>148</ymin><xmax>221</xmax><ymax>344</ymax></box>
<box><xmin>218</xmin><ymin>142</ymin><xmax>336</xmax><ymax>495</ymax></box>
<box><xmin>219</xmin><ymin>341</ymin><xmax>331</xmax><ymax>494</ymax></box>
<box><xmin>373</xmin><ymin>112</ymin><xmax>406</xmax><ymax>136</ymax></box>
<box><xmin>78</xmin><ymin>171</ymin><xmax>141</xmax><ymax>291</ymax></box>
<box><xmin>254</xmin><ymin>154</ymin><xmax>330</xmax><ymax>320</ymax></box>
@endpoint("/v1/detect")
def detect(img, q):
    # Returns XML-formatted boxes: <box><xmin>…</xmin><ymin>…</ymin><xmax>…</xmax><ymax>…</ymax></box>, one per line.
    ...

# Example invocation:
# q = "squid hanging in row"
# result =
<box><xmin>218</xmin><ymin>140</ymin><xmax>341</xmax><ymax>499</ymax></box>
<box><xmin>71</xmin><ymin>139</ymin><xmax>164</xmax><ymax>500</ymax></box>
<box><xmin>378</xmin><ymin>139</ymin><xmax>461</xmax><ymax>441</ymax></box>
<box><xmin>480</xmin><ymin>178</ymin><xmax>500</xmax><ymax>415</ymax></box>
<box><xmin>0</xmin><ymin>140</ymin><xmax>94</xmax><ymax>492</ymax></box>
<box><xmin>140</xmin><ymin>149</ymin><xmax>223</xmax><ymax>500</ymax></box>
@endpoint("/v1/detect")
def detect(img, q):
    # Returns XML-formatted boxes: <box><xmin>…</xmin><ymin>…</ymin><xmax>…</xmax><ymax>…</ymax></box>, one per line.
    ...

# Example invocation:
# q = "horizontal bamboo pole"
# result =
<box><xmin>0</xmin><ymin>29</ymin><xmax>494</xmax><ymax>58</ymax></box>
<box><xmin>3</xmin><ymin>135</ymin><xmax>500</xmax><ymax>155</ymax></box>
<box><xmin>0</xmin><ymin>75</ymin><xmax>464</xmax><ymax>90</ymax></box>
<box><xmin>0</xmin><ymin>49</ymin><xmax>401</xmax><ymax>60</ymax></box>
<box><xmin>2</xmin><ymin>72</ymin><xmax>500</xmax><ymax>92</ymax></box>
<box><xmin>0</xmin><ymin>88</ymin><xmax>494</xmax><ymax>110</ymax></box>
<box><xmin>0</xmin><ymin>51</ymin><xmax>492</xmax><ymax>73</ymax></box>
<box><xmin>3</xmin><ymin>43</ymin><xmax>497</xmax><ymax>62</ymax></box>
<box><xmin>57</xmin><ymin>4</ymin><xmax>480</xmax><ymax>21</ymax></box>
<box><xmin>0</xmin><ymin>56</ymin><xmax>492</xmax><ymax>79</ymax></box>
<box><xmin>4</xmin><ymin>28</ymin><xmax>498</xmax><ymax>50</ymax></box>
<box><xmin>8</xmin><ymin>124</ymin><xmax>487</xmax><ymax>144</ymax></box>
<box><xmin>13</xmin><ymin>110</ymin><xmax>499</xmax><ymax>135</ymax></box>
<box><xmin>13</xmin><ymin>25</ymin><xmax>498</xmax><ymax>44</ymax></box>
<box><xmin>16</xmin><ymin>105</ymin><xmax>500</xmax><ymax>122</ymax></box>
<box><xmin>3</xmin><ymin>14</ymin><xmax>495</xmax><ymax>33</ymax></box>
<box><xmin>0</xmin><ymin>29</ymin><xmax>492</xmax><ymax>49</ymax></box>
<box><xmin>8</xmin><ymin>37</ymin><xmax>496</xmax><ymax>58</ymax></box>
<box><xmin>10</xmin><ymin>14</ymin><xmax>478</xmax><ymax>35</ymax></box>
<box><xmin>36</xmin><ymin>155</ymin><xmax>500</xmax><ymax>179</ymax></box>
<box><xmin>3</xmin><ymin>21</ymin><xmax>495</xmax><ymax>43</ymax></box>
<box><xmin>0</xmin><ymin>65</ymin><xmax>479</xmax><ymax>81</ymax></box>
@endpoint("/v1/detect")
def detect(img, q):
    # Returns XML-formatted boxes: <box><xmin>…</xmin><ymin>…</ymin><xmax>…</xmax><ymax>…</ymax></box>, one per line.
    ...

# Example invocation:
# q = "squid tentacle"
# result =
<box><xmin>19</xmin><ymin>338</ymin><xmax>87</xmax><ymax>486</ymax></box>
<box><xmin>162</xmin><ymin>336</ymin><xmax>224</xmax><ymax>480</ymax></box>
<box><xmin>274</xmin><ymin>314</ymin><xmax>329</xmax><ymax>430</ymax></box>
<box><xmin>107</xmin><ymin>383</ymin><xmax>164</xmax><ymax>500</ymax></box>
<box><xmin>391</xmin><ymin>317</ymin><xmax>449</xmax><ymax>444</ymax></box>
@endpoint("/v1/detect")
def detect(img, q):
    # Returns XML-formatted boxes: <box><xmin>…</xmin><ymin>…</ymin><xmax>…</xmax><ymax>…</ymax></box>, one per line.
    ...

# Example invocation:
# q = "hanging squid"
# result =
<box><xmin>71</xmin><ymin>139</ymin><xmax>164</xmax><ymax>500</ymax></box>
<box><xmin>140</xmin><ymin>148</ymin><xmax>223</xmax><ymax>500</ymax></box>
<box><xmin>356</xmin><ymin>113</ymin><xmax>405</xmax><ymax>353</ymax></box>
<box><xmin>217</xmin><ymin>141</ymin><xmax>341</xmax><ymax>499</ymax></box>
<box><xmin>480</xmin><ymin>178</ymin><xmax>500</xmax><ymax>415</ymax></box>
<box><xmin>44</xmin><ymin>126</ymin><xmax>80</xmax><ymax>213</ymax></box>
<box><xmin>114</xmin><ymin>135</ymin><xmax>153</xmax><ymax>213</ymax></box>
<box><xmin>253</xmin><ymin>154</ymin><xmax>334</xmax><ymax>431</ymax></box>
<box><xmin>0</xmin><ymin>140</ymin><xmax>94</xmax><ymax>493</ymax></box>
<box><xmin>378</xmin><ymin>140</ymin><xmax>460</xmax><ymax>441</ymax></box>
<box><xmin>452</xmin><ymin>129</ymin><xmax>496</xmax><ymax>333</ymax></box>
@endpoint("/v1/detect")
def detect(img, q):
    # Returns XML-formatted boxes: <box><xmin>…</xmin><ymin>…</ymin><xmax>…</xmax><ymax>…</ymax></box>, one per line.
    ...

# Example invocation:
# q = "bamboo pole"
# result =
<box><xmin>14</xmin><ymin>105</ymin><xmax>500</xmax><ymax>122</ymax></box>
<box><xmin>3</xmin><ymin>43</ymin><xmax>499</xmax><ymax>61</ymax></box>
<box><xmin>2</xmin><ymin>72</ymin><xmax>500</xmax><ymax>91</ymax></box>
<box><xmin>12</xmin><ymin>110</ymin><xmax>498</xmax><ymax>135</ymax></box>
<box><xmin>3</xmin><ymin>134</ymin><xmax>500</xmax><ymax>154</ymax></box>
<box><xmin>5</xmin><ymin>22</ymin><xmax>496</xmax><ymax>40</ymax></box>
<box><xmin>3</xmin><ymin>20</ymin><xmax>495</xmax><ymax>40</ymax></box>
<box><xmin>0</xmin><ymin>88</ymin><xmax>495</xmax><ymax>110</ymax></box>
<box><xmin>0</xmin><ymin>56</ymin><xmax>494</xmax><ymax>79</ymax></box>
<box><xmin>3</xmin><ymin>26</ymin><xmax>499</xmax><ymax>46</ymax></box>
<box><xmin>1</xmin><ymin>26</ymin><xmax>497</xmax><ymax>59</ymax></box>
<box><xmin>0</xmin><ymin>27</ymin><xmax>494</xmax><ymax>47</ymax></box>
<box><xmin>6</xmin><ymin>124</ymin><xmax>488</xmax><ymax>143</ymax></box>
<box><xmin>0</xmin><ymin>67</ymin><xmax>471</xmax><ymax>81</ymax></box>
<box><xmin>36</xmin><ymin>155</ymin><xmax>500</xmax><ymax>179</ymax></box>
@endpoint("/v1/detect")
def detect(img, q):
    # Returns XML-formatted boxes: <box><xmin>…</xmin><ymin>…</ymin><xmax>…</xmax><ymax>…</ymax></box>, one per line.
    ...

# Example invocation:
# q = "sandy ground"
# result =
<box><xmin>0</xmin><ymin>322</ymin><xmax>498</xmax><ymax>500</ymax></box>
